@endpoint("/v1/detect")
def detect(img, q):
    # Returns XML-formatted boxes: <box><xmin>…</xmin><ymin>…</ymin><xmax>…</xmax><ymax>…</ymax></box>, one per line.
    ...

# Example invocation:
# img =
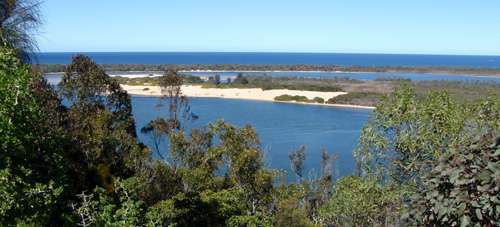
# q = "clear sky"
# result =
<box><xmin>38</xmin><ymin>0</ymin><xmax>500</xmax><ymax>55</ymax></box>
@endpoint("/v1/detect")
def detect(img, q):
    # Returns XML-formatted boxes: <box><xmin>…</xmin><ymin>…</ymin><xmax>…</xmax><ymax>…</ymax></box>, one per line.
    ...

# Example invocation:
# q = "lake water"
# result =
<box><xmin>132</xmin><ymin>97</ymin><xmax>372</xmax><ymax>180</ymax></box>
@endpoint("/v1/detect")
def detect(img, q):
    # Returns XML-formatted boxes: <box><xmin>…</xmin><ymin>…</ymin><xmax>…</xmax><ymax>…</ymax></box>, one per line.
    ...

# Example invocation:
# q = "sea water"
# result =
<box><xmin>36</xmin><ymin>52</ymin><xmax>500</xmax><ymax>67</ymax></box>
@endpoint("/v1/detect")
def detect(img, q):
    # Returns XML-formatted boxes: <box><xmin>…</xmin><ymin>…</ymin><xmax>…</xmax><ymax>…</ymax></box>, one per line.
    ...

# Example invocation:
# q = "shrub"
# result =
<box><xmin>319</xmin><ymin>175</ymin><xmax>403</xmax><ymax>226</ymax></box>
<box><xmin>143</xmin><ymin>87</ymin><xmax>150</xmax><ymax>91</ymax></box>
<box><xmin>312</xmin><ymin>97</ymin><xmax>324</xmax><ymax>104</ymax></box>
<box><xmin>292</xmin><ymin>95</ymin><xmax>309</xmax><ymax>102</ymax></box>
<box><xmin>201</xmin><ymin>83</ymin><xmax>214</xmax><ymax>88</ymax></box>
<box><xmin>327</xmin><ymin>92</ymin><xmax>382</xmax><ymax>106</ymax></box>
<box><xmin>405</xmin><ymin>132</ymin><xmax>500</xmax><ymax>226</ymax></box>
<box><xmin>274</xmin><ymin>94</ymin><xmax>293</xmax><ymax>101</ymax></box>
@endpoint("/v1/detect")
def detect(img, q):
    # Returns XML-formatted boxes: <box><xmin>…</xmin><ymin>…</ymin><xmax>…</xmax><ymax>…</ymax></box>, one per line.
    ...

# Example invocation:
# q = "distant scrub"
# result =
<box><xmin>38</xmin><ymin>63</ymin><xmax>500</xmax><ymax>76</ymax></box>
<box><xmin>274</xmin><ymin>94</ymin><xmax>323</xmax><ymax>103</ymax></box>
<box><xmin>328</xmin><ymin>92</ymin><xmax>383</xmax><ymax>106</ymax></box>
<box><xmin>274</xmin><ymin>94</ymin><xmax>293</xmax><ymax>101</ymax></box>
<box><xmin>313</xmin><ymin>97</ymin><xmax>325</xmax><ymax>103</ymax></box>
<box><xmin>292</xmin><ymin>95</ymin><xmax>309</xmax><ymax>102</ymax></box>
<box><xmin>201</xmin><ymin>83</ymin><xmax>214</xmax><ymax>88</ymax></box>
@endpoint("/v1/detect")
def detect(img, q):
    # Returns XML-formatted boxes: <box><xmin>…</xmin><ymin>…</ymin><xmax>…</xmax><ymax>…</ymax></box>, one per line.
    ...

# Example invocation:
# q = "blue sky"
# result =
<box><xmin>38</xmin><ymin>0</ymin><xmax>500</xmax><ymax>55</ymax></box>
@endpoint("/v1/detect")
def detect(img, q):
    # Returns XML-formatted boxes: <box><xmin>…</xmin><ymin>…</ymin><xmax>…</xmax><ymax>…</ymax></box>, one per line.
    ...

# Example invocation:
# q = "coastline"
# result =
<box><xmin>121</xmin><ymin>85</ymin><xmax>375</xmax><ymax>110</ymax></box>
<box><xmin>45</xmin><ymin>70</ymin><xmax>500</xmax><ymax>78</ymax></box>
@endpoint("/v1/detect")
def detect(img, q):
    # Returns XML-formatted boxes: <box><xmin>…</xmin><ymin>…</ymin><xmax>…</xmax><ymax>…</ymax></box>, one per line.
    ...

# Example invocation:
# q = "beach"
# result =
<box><xmin>120</xmin><ymin>85</ymin><xmax>375</xmax><ymax>109</ymax></box>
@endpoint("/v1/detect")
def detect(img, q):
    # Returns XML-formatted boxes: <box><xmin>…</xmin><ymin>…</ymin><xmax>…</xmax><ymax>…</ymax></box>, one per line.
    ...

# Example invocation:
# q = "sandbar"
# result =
<box><xmin>121</xmin><ymin>85</ymin><xmax>375</xmax><ymax>109</ymax></box>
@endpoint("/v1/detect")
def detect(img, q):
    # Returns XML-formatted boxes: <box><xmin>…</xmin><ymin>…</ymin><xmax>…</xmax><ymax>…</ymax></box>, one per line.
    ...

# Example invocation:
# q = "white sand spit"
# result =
<box><xmin>121</xmin><ymin>85</ymin><xmax>375</xmax><ymax>109</ymax></box>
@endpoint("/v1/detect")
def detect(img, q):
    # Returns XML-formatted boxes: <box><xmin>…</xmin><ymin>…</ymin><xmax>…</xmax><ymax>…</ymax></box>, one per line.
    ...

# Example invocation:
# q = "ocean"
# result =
<box><xmin>36</xmin><ymin>52</ymin><xmax>500</xmax><ymax>67</ymax></box>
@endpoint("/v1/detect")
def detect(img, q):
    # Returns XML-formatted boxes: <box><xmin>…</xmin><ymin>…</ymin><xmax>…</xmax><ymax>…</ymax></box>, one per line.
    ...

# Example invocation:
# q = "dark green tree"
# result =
<box><xmin>0</xmin><ymin>46</ymin><xmax>70</xmax><ymax>225</ymax></box>
<box><xmin>58</xmin><ymin>54</ymin><xmax>149</xmax><ymax>192</ymax></box>
<box><xmin>214</xmin><ymin>74</ymin><xmax>221</xmax><ymax>85</ymax></box>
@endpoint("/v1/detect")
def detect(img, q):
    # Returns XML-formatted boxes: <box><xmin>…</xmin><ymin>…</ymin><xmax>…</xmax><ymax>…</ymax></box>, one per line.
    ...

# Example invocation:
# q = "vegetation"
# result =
<box><xmin>274</xmin><ymin>94</ymin><xmax>325</xmax><ymax>104</ymax></box>
<box><xmin>0</xmin><ymin>0</ymin><xmax>43</xmax><ymax>63</ymax></box>
<box><xmin>355</xmin><ymin>84</ymin><xmax>500</xmax><ymax>226</ymax></box>
<box><xmin>327</xmin><ymin>92</ymin><xmax>383</xmax><ymax>106</ymax></box>
<box><xmin>38</xmin><ymin>63</ymin><xmax>500</xmax><ymax>77</ymax></box>
<box><xmin>405</xmin><ymin>132</ymin><xmax>500</xmax><ymax>225</ymax></box>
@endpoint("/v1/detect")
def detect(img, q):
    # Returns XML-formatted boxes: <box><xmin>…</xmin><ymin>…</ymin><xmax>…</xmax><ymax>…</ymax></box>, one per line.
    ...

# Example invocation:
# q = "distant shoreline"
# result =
<box><xmin>44</xmin><ymin>69</ymin><xmax>500</xmax><ymax>79</ymax></box>
<box><xmin>39</xmin><ymin>63</ymin><xmax>500</xmax><ymax>78</ymax></box>
<box><xmin>121</xmin><ymin>85</ymin><xmax>375</xmax><ymax>110</ymax></box>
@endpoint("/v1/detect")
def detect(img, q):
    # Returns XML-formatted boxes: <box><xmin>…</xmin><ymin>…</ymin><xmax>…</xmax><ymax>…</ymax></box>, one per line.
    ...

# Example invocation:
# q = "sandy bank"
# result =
<box><xmin>121</xmin><ymin>85</ymin><xmax>375</xmax><ymax>109</ymax></box>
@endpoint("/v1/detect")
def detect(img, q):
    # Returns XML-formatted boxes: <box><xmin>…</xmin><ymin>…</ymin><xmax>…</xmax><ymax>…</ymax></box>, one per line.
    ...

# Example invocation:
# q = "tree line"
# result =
<box><xmin>38</xmin><ymin>63</ymin><xmax>500</xmax><ymax>77</ymax></box>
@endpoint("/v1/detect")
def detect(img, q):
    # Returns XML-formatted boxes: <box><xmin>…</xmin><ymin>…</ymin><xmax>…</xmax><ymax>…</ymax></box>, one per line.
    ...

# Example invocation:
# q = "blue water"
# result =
<box><xmin>36</xmin><ymin>52</ymin><xmax>500</xmax><ymax>67</ymax></box>
<box><xmin>44</xmin><ymin>71</ymin><xmax>500</xmax><ymax>84</ymax></box>
<box><xmin>182</xmin><ymin>71</ymin><xmax>500</xmax><ymax>83</ymax></box>
<box><xmin>132</xmin><ymin>97</ymin><xmax>371</xmax><ymax>180</ymax></box>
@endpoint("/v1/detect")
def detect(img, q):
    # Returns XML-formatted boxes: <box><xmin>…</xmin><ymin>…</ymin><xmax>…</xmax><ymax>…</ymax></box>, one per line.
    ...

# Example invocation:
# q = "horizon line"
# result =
<box><xmin>34</xmin><ymin>51</ymin><xmax>500</xmax><ymax>57</ymax></box>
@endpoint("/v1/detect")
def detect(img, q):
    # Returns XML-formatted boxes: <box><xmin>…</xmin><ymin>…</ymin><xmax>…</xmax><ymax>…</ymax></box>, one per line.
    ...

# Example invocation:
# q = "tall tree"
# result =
<box><xmin>141</xmin><ymin>69</ymin><xmax>198</xmax><ymax>168</ymax></box>
<box><xmin>0</xmin><ymin>0</ymin><xmax>43</xmax><ymax>63</ymax></box>
<box><xmin>58</xmin><ymin>54</ymin><xmax>148</xmax><ymax>192</ymax></box>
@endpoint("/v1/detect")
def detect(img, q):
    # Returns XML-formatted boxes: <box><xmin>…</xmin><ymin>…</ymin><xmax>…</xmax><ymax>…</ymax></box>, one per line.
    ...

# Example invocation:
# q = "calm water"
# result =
<box><xmin>45</xmin><ymin>71</ymin><xmax>500</xmax><ymax>84</ymax></box>
<box><xmin>36</xmin><ymin>52</ymin><xmax>500</xmax><ymax>67</ymax></box>
<box><xmin>132</xmin><ymin>97</ymin><xmax>372</xmax><ymax>179</ymax></box>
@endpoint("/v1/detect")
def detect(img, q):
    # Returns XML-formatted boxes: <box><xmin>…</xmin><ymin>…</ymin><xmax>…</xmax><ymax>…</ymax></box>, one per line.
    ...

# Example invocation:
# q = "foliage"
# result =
<box><xmin>354</xmin><ymin>83</ymin><xmax>500</xmax><ymax>194</ymax></box>
<box><xmin>58</xmin><ymin>54</ymin><xmax>149</xmax><ymax>191</ymax></box>
<box><xmin>288</xmin><ymin>145</ymin><xmax>307</xmax><ymax>178</ymax></box>
<box><xmin>0</xmin><ymin>0</ymin><xmax>43</xmax><ymax>63</ymax></box>
<box><xmin>142</xmin><ymin>120</ymin><xmax>278</xmax><ymax>226</ymax></box>
<box><xmin>319</xmin><ymin>175</ymin><xmax>403</xmax><ymax>227</ymax></box>
<box><xmin>272</xmin><ymin>197</ymin><xmax>315</xmax><ymax>227</ymax></box>
<box><xmin>274</xmin><ymin>94</ymin><xmax>293</xmax><ymax>101</ymax></box>
<box><xmin>405</xmin><ymin>132</ymin><xmax>500</xmax><ymax>226</ymax></box>
<box><xmin>141</xmin><ymin>69</ymin><xmax>199</xmax><ymax>172</ymax></box>
<box><xmin>328</xmin><ymin>91</ymin><xmax>383</xmax><ymax>106</ymax></box>
<box><xmin>39</xmin><ymin>63</ymin><xmax>500</xmax><ymax>77</ymax></box>
<box><xmin>211</xmin><ymin>120</ymin><xmax>276</xmax><ymax>215</ymax></box>
<box><xmin>312</xmin><ymin>96</ymin><xmax>324</xmax><ymax>104</ymax></box>
<box><xmin>70</xmin><ymin>179</ymin><xmax>147</xmax><ymax>226</ymax></box>
<box><xmin>0</xmin><ymin>46</ymin><xmax>69</xmax><ymax>225</ymax></box>
<box><xmin>286</xmin><ymin>146</ymin><xmax>340</xmax><ymax>224</ymax></box>
<box><xmin>274</xmin><ymin>94</ymin><xmax>314</xmax><ymax>103</ymax></box>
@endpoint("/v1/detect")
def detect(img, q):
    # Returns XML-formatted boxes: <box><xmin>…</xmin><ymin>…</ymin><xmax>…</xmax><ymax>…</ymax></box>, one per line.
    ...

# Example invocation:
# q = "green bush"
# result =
<box><xmin>328</xmin><ymin>92</ymin><xmax>382</xmax><ymax>106</ymax></box>
<box><xmin>274</xmin><ymin>94</ymin><xmax>293</xmax><ymax>101</ymax></box>
<box><xmin>319</xmin><ymin>175</ymin><xmax>403</xmax><ymax>226</ymax></box>
<box><xmin>201</xmin><ymin>83</ymin><xmax>214</xmax><ymax>88</ymax></box>
<box><xmin>405</xmin><ymin>132</ymin><xmax>500</xmax><ymax>226</ymax></box>
<box><xmin>143</xmin><ymin>87</ymin><xmax>150</xmax><ymax>91</ymax></box>
<box><xmin>292</xmin><ymin>95</ymin><xmax>309</xmax><ymax>102</ymax></box>
<box><xmin>313</xmin><ymin>97</ymin><xmax>325</xmax><ymax>104</ymax></box>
